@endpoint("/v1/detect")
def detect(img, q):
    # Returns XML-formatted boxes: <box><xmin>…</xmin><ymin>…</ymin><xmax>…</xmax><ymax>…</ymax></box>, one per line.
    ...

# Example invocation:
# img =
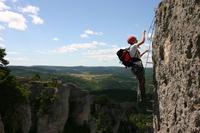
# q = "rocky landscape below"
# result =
<box><xmin>0</xmin><ymin>80</ymin><xmax>152</xmax><ymax>133</ymax></box>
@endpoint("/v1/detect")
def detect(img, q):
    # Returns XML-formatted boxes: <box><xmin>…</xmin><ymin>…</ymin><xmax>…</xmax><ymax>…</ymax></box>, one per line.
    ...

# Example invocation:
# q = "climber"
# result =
<box><xmin>127</xmin><ymin>31</ymin><xmax>148</xmax><ymax>103</ymax></box>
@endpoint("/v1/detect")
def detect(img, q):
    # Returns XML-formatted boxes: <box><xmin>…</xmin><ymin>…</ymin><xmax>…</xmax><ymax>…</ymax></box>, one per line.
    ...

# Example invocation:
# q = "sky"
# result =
<box><xmin>0</xmin><ymin>0</ymin><xmax>161</xmax><ymax>67</ymax></box>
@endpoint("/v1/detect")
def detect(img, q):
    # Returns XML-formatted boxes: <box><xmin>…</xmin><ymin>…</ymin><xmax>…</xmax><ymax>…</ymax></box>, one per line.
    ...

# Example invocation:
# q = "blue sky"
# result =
<box><xmin>0</xmin><ymin>0</ymin><xmax>160</xmax><ymax>66</ymax></box>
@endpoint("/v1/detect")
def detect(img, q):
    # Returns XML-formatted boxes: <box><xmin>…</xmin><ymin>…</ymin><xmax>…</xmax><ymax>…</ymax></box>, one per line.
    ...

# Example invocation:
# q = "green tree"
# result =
<box><xmin>32</xmin><ymin>73</ymin><xmax>41</xmax><ymax>81</ymax></box>
<box><xmin>0</xmin><ymin>48</ymin><xmax>9</xmax><ymax>82</ymax></box>
<box><xmin>0</xmin><ymin>48</ymin><xmax>9</xmax><ymax>66</ymax></box>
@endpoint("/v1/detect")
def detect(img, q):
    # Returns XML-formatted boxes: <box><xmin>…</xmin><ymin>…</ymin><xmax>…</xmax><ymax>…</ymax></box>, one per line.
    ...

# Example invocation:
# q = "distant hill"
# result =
<box><xmin>8</xmin><ymin>65</ymin><xmax>152</xmax><ymax>77</ymax></box>
<box><xmin>8</xmin><ymin>66</ymin><xmax>153</xmax><ymax>102</ymax></box>
<box><xmin>8</xmin><ymin>66</ymin><xmax>133</xmax><ymax>75</ymax></box>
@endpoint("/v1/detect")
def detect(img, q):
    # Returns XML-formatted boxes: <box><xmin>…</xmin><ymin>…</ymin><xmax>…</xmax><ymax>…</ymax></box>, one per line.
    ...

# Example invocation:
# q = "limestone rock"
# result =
<box><xmin>36</xmin><ymin>85</ymin><xmax>70</xmax><ymax>133</ymax></box>
<box><xmin>68</xmin><ymin>83</ymin><xmax>92</xmax><ymax>125</ymax></box>
<box><xmin>14</xmin><ymin>105</ymin><xmax>31</xmax><ymax>133</ymax></box>
<box><xmin>153</xmin><ymin>0</ymin><xmax>200</xmax><ymax>132</ymax></box>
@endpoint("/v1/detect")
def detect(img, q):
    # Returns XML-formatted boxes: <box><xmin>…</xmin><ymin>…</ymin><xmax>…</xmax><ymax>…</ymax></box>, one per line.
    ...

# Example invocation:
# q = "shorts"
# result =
<box><xmin>131</xmin><ymin>63</ymin><xmax>145</xmax><ymax>81</ymax></box>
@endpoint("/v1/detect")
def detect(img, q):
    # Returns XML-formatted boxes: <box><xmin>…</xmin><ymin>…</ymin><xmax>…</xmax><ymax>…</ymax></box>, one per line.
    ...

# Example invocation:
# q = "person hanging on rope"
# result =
<box><xmin>127</xmin><ymin>30</ymin><xmax>148</xmax><ymax>103</ymax></box>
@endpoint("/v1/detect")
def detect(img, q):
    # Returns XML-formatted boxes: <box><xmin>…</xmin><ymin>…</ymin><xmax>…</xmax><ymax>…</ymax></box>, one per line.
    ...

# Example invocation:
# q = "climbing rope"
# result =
<box><xmin>144</xmin><ymin>16</ymin><xmax>156</xmax><ymax>69</ymax></box>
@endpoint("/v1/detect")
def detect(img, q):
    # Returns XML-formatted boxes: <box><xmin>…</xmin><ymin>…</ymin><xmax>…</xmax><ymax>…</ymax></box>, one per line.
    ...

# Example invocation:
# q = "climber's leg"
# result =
<box><xmin>131</xmin><ymin>64</ymin><xmax>146</xmax><ymax>102</ymax></box>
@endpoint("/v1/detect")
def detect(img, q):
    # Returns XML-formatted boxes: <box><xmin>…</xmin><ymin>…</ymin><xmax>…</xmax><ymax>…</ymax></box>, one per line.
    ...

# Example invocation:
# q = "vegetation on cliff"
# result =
<box><xmin>0</xmin><ymin>48</ymin><xmax>29</xmax><ymax>132</ymax></box>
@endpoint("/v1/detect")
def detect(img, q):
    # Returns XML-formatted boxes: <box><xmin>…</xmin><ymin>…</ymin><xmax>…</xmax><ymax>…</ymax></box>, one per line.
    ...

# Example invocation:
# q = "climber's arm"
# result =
<box><xmin>124</xmin><ymin>47</ymin><xmax>130</xmax><ymax>51</ymax></box>
<box><xmin>136</xmin><ymin>31</ymin><xmax>146</xmax><ymax>47</ymax></box>
<box><xmin>140</xmin><ymin>50</ymin><xmax>149</xmax><ymax>57</ymax></box>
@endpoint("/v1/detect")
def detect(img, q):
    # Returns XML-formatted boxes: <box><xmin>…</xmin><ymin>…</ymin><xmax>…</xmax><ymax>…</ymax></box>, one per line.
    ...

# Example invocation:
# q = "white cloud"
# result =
<box><xmin>21</xmin><ymin>5</ymin><xmax>39</xmax><ymax>15</ymax></box>
<box><xmin>54</xmin><ymin>40</ymin><xmax>120</xmax><ymax>62</ymax></box>
<box><xmin>0</xmin><ymin>3</ymin><xmax>44</xmax><ymax>31</ymax></box>
<box><xmin>0</xmin><ymin>10</ymin><xmax>27</xmax><ymax>31</ymax></box>
<box><xmin>0</xmin><ymin>0</ymin><xmax>10</xmax><ymax>11</ymax></box>
<box><xmin>80</xmin><ymin>34</ymin><xmax>88</xmax><ymax>38</ymax></box>
<box><xmin>20</xmin><ymin>5</ymin><xmax>44</xmax><ymax>25</ymax></box>
<box><xmin>29</xmin><ymin>15</ymin><xmax>44</xmax><ymax>25</ymax></box>
<box><xmin>80</xmin><ymin>29</ymin><xmax>103</xmax><ymax>38</ymax></box>
<box><xmin>85</xmin><ymin>29</ymin><xmax>103</xmax><ymax>36</ymax></box>
<box><xmin>85</xmin><ymin>47</ymin><xmax>119</xmax><ymax>62</ymax></box>
<box><xmin>53</xmin><ymin>37</ymin><xmax>59</xmax><ymax>41</ymax></box>
<box><xmin>54</xmin><ymin>41</ymin><xmax>104</xmax><ymax>53</ymax></box>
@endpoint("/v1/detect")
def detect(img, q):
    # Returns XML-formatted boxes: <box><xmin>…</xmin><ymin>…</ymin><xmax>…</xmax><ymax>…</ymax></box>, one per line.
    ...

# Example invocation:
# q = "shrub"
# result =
<box><xmin>129</xmin><ymin>113</ymin><xmax>152</xmax><ymax>129</ymax></box>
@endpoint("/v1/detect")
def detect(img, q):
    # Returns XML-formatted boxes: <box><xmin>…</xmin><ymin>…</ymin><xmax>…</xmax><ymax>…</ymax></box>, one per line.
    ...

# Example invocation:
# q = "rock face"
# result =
<box><xmin>63</xmin><ymin>85</ymin><xmax>139</xmax><ymax>133</ymax></box>
<box><xmin>36</xmin><ymin>86</ymin><xmax>70</xmax><ymax>133</ymax></box>
<box><xmin>68</xmin><ymin>83</ymin><xmax>92</xmax><ymax>126</ymax></box>
<box><xmin>14</xmin><ymin>104</ymin><xmax>31</xmax><ymax>133</ymax></box>
<box><xmin>0</xmin><ymin>104</ymin><xmax>31</xmax><ymax>133</ymax></box>
<box><xmin>29</xmin><ymin>82</ymin><xmax>70</xmax><ymax>133</ymax></box>
<box><xmin>153</xmin><ymin>0</ymin><xmax>200</xmax><ymax>132</ymax></box>
<box><xmin>89</xmin><ymin>98</ymin><xmax>138</xmax><ymax>133</ymax></box>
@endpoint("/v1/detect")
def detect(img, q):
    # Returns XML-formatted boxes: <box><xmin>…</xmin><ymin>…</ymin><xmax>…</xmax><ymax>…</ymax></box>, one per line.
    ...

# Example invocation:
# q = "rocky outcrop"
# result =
<box><xmin>68</xmin><ymin>83</ymin><xmax>92</xmax><ymax>125</ymax></box>
<box><xmin>89</xmin><ymin>98</ymin><xmax>142</xmax><ymax>133</ymax></box>
<box><xmin>36</xmin><ymin>86</ymin><xmax>70</xmax><ymax>133</ymax></box>
<box><xmin>0</xmin><ymin>80</ymin><xmax>70</xmax><ymax>133</ymax></box>
<box><xmin>0</xmin><ymin>79</ymin><xmax>146</xmax><ymax>133</ymax></box>
<box><xmin>29</xmin><ymin>81</ymin><xmax>70</xmax><ymax>133</ymax></box>
<box><xmin>13</xmin><ymin>105</ymin><xmax>31</xmax><ymax>133</ymax></box>
<box><xmin>63</xmin><ymin>85</ymin><xmax>139</xmax><ymax>133</ymax></box>
<box><xmin>0</xmin><ymin>104</ymin><xmax>31</xmax><ymax>133</ymax></box>
<box><xmin>153</xmin><ymin>0</ymin><xmax>200</xmax><ymax>132</ymax></box>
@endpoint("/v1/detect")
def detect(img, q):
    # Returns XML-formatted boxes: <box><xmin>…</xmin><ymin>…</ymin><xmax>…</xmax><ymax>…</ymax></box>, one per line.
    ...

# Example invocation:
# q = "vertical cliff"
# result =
<box><xmin>153</xmin><ymin>0</ymin><xmax>200</xmax><ymax>132</ymax></box>
<box><xmin>28</xmin><ymin>82</ymin><xmax>70</xmax><ymax>133</ymax></box>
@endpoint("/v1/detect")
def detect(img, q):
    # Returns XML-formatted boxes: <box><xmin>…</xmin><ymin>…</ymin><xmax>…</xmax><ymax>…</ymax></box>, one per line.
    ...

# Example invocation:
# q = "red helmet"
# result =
<box><xmin>127</xmin><ymin>36</ymin><xmax>137</xmax><ymax>45</ymax></box>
